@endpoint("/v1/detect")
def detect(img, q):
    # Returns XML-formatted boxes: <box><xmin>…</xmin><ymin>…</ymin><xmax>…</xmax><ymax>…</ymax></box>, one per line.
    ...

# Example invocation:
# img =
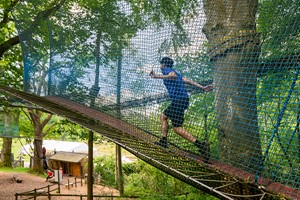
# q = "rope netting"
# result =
<box><xmin>9</xmin><ymin>0</ymin><xmax>300</xmax><ymax>199</ymax></box>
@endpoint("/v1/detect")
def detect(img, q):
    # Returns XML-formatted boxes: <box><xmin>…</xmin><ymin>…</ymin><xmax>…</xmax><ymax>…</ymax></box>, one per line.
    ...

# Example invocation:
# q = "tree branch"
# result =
<box><xmin>0</xmin><ymin>0</ymin><xmax>66</xmax><ymax>58</ymax></box>
<box><xmin>0</xmin><ymin>8</ymin><xmax>9</xmax><ymax>28</ymax></box>
<box><xmin>21</xmin><ymin>107</ymin><xmax>33</xmax><ymax>125</ymax></box>
<box><xmin>28</xmin><ymin>109</ymin><xmax>38</xmax><ymax>124</ymax></box>
<box><xmin>43</xmin><ymin>122</ymin><xmax>58</xmax><ymax>137</ymax></box>
<box><xmin>0</xmin><ymin>36</ymin><xmax>20</xmax><ymax>58</ymax></box>
<box><xmin>19</xmin><ymin>0</ymin><xmax>67</xmax><ymax>41</ymax></box>
<box><xmin>41</xmin><ymin>113</ymin><xmax>53</xmax><ymax>128</ymax></box>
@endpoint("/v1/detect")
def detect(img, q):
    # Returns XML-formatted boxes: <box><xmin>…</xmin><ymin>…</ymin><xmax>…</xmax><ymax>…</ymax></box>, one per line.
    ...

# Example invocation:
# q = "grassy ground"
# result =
<box><xmin>0</xmin><ymin>138</ymin><xmax>31</xmax><ymax>162</ymax></box>
<box><xmin>0</xmin><ymin>166</ymin><xmax>29</xmax><ymax>173</ymax></box>
<box><xmin>95</xmin><ymin>141</ymin><xmax>136</xmax><ymax>160</ymax></box>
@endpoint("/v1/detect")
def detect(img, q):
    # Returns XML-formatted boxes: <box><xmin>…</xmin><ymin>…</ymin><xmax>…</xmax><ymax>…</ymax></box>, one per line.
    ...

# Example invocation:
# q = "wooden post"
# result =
<box><xmin>87</xmin><ymin>130</ymin><xmax>94</xmax><ymax>200</ymax></box>
<box><xmin>68</xmin><ymin>179</ymin><xmax>70</xmax><ymax>190</ymax></box>
<box><xmin>15</xmin><ymin>193</ymin><xmax>18</xmax><ymax>200</ymax></box>
<box><xmin>116</xmin><ymin>55</ymin><xmax>124</xmax><ymax>195</ymax></box>
<box><xmin>57</xmin><ymin>170</ymin><xmax>61</xmax><ymax>193</ymax></box>
<box><xmin>116</xmin><ymin>145</ymin><xmax>124</xmax><ymax>195</ymax></box>
<box><xmin>48</xmin><ymin>185</ymin><xmax>51</xmax><ymax>200</ymax></box>
<box><xmin>34</xmin><ymin>189</ymin><xmax>37</xmax><ymax>200</ymax></box>
<box><xmin>75</xmin><ymin>177</ymin><xmax>77</xmax><ymax>187</ymax></box>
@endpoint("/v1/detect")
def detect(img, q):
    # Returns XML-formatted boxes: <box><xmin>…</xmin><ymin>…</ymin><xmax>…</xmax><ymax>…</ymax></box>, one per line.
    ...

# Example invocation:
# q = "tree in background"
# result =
<box><xmin>0</xmin><ymin>108</ymin><xmax>19</xmax><ymax>167</ymax></box>
<box><xmin>0</xmin><ymin>0</ymin><xmax>23</xmax><ymax>167</ymax></box>
<box><xmin>1</xmin><ymin>0</ymin><xmax>74</xmax><ymax>171</ymax></box>
<box><xmin>27</xmin><ymin>109</ymin><xmax>52</xmax><ymax>173</ymax></box>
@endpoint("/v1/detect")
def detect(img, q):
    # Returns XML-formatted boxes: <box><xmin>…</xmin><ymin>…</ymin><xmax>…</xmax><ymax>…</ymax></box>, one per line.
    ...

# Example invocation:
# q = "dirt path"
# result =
<box><xmin>0</xmin><ymin>172</ymin><xmax>120</xmax><ymax>200</ymax></box>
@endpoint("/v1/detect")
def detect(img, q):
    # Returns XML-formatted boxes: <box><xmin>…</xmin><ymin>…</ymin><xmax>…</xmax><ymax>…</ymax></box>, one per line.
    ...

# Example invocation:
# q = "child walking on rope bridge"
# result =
<box><xmin>150</xmin><ymin>57</ymin><xmax>213</xmax><ymax>163</ymax></box>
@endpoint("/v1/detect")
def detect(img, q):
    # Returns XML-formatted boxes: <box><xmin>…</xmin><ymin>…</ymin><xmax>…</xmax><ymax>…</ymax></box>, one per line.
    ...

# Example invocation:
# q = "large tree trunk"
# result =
<box><xmin>0</xmin><ymin>110</ymin><xmax>19</xmax><ymax>167</ymax></box>
<box><xmin>90</xmin><ymin>31</ymin><xmax>101</xmax><ymax>107</ymax></box>
<box><xmin>28</xmin><ymin>109</ymin><xmax>52</xmax><ymax>173</ymax></box>
<box><xmin>32</xmin><ymin>123</ymin><xmax>44</xmax><ymax>173</ymax></box>
<box><xmin>0</xmin><ymin>137</ymin><xmax>12</xmax><ymax>167</ymax></box>
<box><xmin>203</xmin><ymin>0</ymin><xmax>262</xmax><ymax>172</ymax></box>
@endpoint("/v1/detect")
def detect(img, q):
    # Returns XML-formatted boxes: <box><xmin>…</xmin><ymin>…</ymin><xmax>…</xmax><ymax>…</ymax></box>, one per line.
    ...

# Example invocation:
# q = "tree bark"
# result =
<box><xmin>0</xmin><ymin>137</ymin><xmax>12</xmax><ymax>167</ymax></box>
<box><xmin>28</xmin><ymin>109</ymin><xmax>52</xmax><ymax>173</ymax></box>
<box><xmin>203</xmin><ymin>0</ymin><xmax>262</xmax><ymax>172</ymax></box>
<box><xmin>0</xmin><ymin>110</ymin><xmax>19</xmax><ymax>167</ymax></box>
<box><xmin>0</xmin><ymin>36</ymin><xmax>20</xmax><ymax>59</ymax></box>
<box><xmin>90</xmin><ymin>31</ymin><xmax>101</xmax><ymax>107</ymax></box>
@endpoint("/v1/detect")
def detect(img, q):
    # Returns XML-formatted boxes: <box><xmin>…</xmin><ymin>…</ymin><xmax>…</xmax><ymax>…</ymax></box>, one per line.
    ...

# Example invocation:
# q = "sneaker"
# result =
<box><xmin>154</xmin><ymin>138</ymin><xmax>168</xmax><ymax>148</ymax></box>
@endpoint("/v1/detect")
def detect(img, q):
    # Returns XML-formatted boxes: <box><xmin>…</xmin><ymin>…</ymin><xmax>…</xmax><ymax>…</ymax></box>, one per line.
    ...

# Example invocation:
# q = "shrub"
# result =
<box><xmin>94</xmin><ymin>156</ymin><xmax>115</xmax><ymax>186</ymax></box>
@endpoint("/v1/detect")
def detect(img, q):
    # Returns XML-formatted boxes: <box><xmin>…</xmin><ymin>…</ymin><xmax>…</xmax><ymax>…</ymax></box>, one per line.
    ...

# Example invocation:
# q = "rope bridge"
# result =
<box><xmin>3</xmin><ymin>0</ymin><xmax>300</xmax><ymax>199</ymax></box>
<box><xmin>2</xmin><ymin>85</ymin><xmax>299</xmax><ymax>200</ymax></box>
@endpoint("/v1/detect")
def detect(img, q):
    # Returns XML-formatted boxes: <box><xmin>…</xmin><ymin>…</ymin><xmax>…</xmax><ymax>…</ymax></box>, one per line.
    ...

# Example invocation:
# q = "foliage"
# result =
<box><xmin>256</xmin><ymin>71</ymin><xmax>300</xmax><ymax>180</ymax></box>
<box><xmin>0</xmin><ymin>0</ymin><xmax>23</xmax><ymax>102</ymax></box>
<box><xmin>258</xmin><ymin>0</ymin><xmax>300</xmax><ymax>58</ymax></box>
<box><xmin>0</xmin><ymin>46</ymin><xmax>23</xmax><ymax>89</ymax></box>
<box><xmin>256</xmin><ymin>0</ymin><xmax>300</xmax><ymax>181</ymax></box>
<box><xmin>18</xmin><ymin>111</ymin><xmax>33</xmax><ymax>138</ymax></box>
<box><xmin>94</xmin><ymin>155</ymin><xmax>116</xmax><ymax>186</ymax></box>
<box><xmin>8</xmin><ymin>0</ymin><xmax>200</xmax><ymax>98</ymax></box>
<box><xmin>18</xmin><ymin>110</ymin><xmax>103</xmax><ymax>143</ymax></box>
<box><xmin>94</xmin><ymin>156</ymin><xmax>217</xmax><ymax>199</ymax></box>
<box><xmin>123</xmin><ymin>160</ymin><xmax>218</xmax><ymax>199</ymax></box>
<box><xmin>45</xmin><ymin>118</ymin><xmax>102</xmax><ymax>141</ymax></box>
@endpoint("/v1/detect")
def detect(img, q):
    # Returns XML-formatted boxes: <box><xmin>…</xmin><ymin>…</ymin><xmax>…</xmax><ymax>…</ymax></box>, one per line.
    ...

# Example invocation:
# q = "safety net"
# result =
<box><xmin>8</xmin><ymin>0</ymin><xmax>300</xmax><ymax>199</ymax></box>
<box><xmin>0</xmin><ymin>108</ymin><xmax>19</xmax><ymax>137</ymax></box>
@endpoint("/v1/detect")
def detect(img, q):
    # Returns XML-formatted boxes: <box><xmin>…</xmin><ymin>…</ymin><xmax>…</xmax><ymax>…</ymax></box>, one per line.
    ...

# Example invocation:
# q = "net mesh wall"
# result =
<box><xmin>11</xmin><ymin>0</ymin><xmax>300</xmax><ymax>199</ymax></box>
<box><xmin>0</xmin><ymin>109</ymin><xmax>19</xmax><ymax>137</ymax></box>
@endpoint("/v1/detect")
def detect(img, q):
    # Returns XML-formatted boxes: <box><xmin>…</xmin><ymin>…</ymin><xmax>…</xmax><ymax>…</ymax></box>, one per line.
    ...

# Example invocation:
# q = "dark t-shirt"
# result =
<box><xmin>161</xmin><ymin>67</ymin><xmax>189</xmax><ymax>101</ymax></box>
